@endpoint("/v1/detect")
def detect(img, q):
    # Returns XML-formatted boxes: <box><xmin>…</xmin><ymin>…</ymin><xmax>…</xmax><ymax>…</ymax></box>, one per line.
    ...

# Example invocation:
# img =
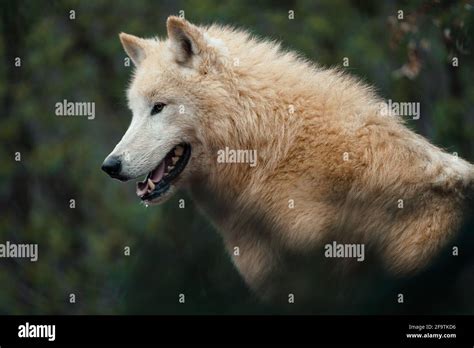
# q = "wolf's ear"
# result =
<box><xmin>119</xmin><ymin>33</ymin><xmax>147</xmax><ymax>66</ymax></box>
<box><xmin>167</xmin><ymin>16</ymin><xmax>206</xmax><ymax>65</ymax></box>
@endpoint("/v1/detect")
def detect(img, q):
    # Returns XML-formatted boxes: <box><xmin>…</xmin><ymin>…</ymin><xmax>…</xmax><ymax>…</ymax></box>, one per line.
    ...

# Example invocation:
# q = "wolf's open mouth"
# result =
<box><xmin>136</xmin><ymin>143</ymin><xmax>191</xmax><ymax>201</ymax></box>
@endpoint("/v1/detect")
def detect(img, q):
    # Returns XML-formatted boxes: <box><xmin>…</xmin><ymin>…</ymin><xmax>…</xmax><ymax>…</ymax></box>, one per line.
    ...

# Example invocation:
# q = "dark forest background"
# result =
<box><xmin>0</xmin><ymin>0</ymin><xmax>473</xmax><ymax>314</ymax></box>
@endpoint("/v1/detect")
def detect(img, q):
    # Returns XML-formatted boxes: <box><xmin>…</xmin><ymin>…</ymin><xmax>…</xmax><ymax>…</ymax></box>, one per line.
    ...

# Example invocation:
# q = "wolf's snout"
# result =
<box><xmin>101</xmin><ymin>156</ymin><xmax>125</xmax><ymax>180</ymax></box>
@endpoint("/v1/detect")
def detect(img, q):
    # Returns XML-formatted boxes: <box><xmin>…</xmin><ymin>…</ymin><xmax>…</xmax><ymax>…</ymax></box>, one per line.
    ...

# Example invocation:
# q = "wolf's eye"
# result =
<box><xmin>151</xmin><ymin>103</ymin><xmax>166</xmax><ymax>115</ymax></box>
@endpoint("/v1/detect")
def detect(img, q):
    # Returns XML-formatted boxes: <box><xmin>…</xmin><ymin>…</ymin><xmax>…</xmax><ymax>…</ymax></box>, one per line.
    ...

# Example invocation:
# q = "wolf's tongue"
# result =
<box><xmin>136</xmin><ymin>161</ymin><xmax>166</xmax><ymax>197</ymax></box>
<box><xmin>150</xmin><ymin>161</ymin><xmax>165</xmax><ymax>182</ymax></box>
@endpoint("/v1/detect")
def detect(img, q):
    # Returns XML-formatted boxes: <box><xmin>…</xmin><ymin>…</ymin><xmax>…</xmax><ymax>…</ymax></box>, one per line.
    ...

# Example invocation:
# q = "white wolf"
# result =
<box><xmin>102</xmin><ymin>16</ymin><xmax>474</xmax><ymax>310</ymax></box>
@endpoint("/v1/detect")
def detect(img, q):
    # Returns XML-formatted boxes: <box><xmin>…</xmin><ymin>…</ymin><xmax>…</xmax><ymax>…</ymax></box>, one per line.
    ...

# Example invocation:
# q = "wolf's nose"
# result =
<box><xmin>101</xmin><ymin>156</ymin><xmax>122</xmax><ymax>177</ymax></box>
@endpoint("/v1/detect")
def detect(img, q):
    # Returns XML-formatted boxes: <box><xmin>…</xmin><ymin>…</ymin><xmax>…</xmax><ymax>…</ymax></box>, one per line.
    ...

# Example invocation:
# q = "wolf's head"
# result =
<box><xmin>102</xmin><ymin>16</ymin><xmax>232</xmax><ymax>205</ymax></box>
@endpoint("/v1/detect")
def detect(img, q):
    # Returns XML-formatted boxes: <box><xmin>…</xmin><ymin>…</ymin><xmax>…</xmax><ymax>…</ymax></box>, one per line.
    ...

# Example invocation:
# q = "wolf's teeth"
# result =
<box><xmin>172</xmin><ymin>156</ymin><xmax>179</xmax><ymax>164</ymax></box>
<box><xmin>168</xmin><ymin>165</ymin><xmax>175</xmax><ymax>171</ymax></box>
<box><xmin>147</xmin><ymin>178</ymin><xmax>155</xmax><ymax>190</ymax></box>
<box><xmin>174</xmin><ymin>146</ymin><xmax>184</xmax><ymax>156</ymax></box>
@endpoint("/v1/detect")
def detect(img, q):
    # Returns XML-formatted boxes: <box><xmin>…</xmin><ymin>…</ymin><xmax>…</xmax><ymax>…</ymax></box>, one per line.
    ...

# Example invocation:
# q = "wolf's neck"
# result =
<box><xmin>190</xmin><ymin>88</ymin><xmax>298</xmax><ymax>231</ymax></box>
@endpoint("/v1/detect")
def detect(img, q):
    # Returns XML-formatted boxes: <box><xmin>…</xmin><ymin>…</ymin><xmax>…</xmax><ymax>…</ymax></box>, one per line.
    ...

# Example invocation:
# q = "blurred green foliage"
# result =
<box><xmin>0</xmin><ymin>0</ymin><xmax>472</xmax><ymax>314</ymax></box>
